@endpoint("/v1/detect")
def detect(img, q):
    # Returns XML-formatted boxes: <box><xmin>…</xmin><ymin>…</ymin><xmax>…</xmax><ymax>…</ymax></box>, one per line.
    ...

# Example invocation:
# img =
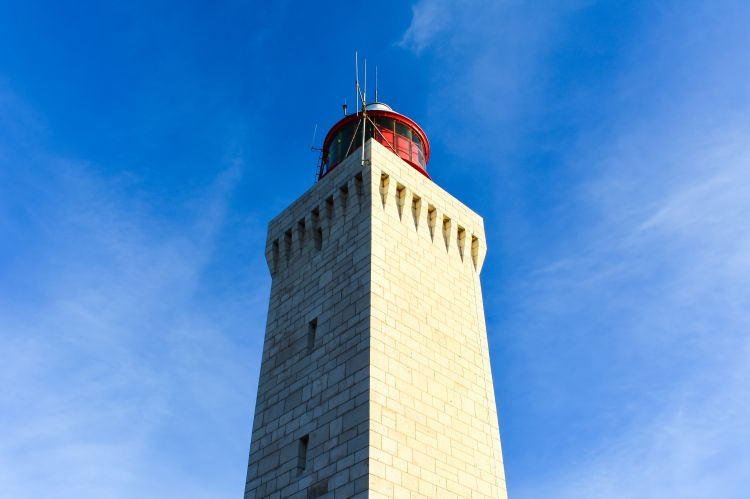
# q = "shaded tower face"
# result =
<box><xmin>245</xmin><ymin>104</ymin><xmax>507</xmax><ymax>499</ymax></box>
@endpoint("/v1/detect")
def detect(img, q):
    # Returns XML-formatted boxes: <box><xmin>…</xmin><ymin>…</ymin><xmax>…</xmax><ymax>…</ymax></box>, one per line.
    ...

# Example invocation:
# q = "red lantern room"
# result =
<box><xmin>319</xmin><ymin>102</ymin><xmax>431</xmax><ymax>180</ymax></box>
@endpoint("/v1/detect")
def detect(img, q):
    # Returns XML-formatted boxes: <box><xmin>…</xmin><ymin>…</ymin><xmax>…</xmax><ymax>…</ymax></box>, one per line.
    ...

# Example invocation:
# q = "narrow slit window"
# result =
<box><xmin>307</xmin><ymin>319</ymin><xmax>317</xmax><ymax>353</ymax></box>
<box><xmin>297</xmin><ymin>434</ymin><xmax>309</xmax><ymax>473</ymax></box>
<box><xmin>396</xmin><ymin>184</ymin><xmax>406</xmax><ymax>219</ymax></box>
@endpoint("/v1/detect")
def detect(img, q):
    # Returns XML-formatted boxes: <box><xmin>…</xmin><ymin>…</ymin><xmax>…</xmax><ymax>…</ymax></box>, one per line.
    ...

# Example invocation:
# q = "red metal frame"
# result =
<box><xmin>320</xmin><ymin>109</ymin><xmax>431</xmax><ymax>180</ymax></box>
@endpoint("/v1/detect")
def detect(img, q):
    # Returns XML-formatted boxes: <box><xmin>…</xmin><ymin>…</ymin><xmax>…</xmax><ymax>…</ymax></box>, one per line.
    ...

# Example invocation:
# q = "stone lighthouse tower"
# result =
<box><xmin>244</xmin><ymin>100</ymin><xmax>508</xmax><ymax>498</ymax></box>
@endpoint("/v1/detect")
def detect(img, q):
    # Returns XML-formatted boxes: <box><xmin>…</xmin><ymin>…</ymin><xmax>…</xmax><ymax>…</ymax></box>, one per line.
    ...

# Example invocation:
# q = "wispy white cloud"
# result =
<box><xmin>399</xmin><ymin>0</ymin><xmax>453</xmax><ymax>53</ymax></box>
<box><xmin>0</xmin><ymin>87</ymin><xmax>267</xmax><ymax>498</ymax></box>
<box><xmin>401</xmin><ymin>1</ymin><xmax>750</xmax><ymax>497</ymax></box>
<box><xmin>518</xmin><ymin>347</ymin><xmax>750</xmax><ymax>498</ymax></box>
<box><xmin>400</xmin><ymin>0</ymin><xmax>586</xmax><ymax>158</ymax></box>
<box><xmin>514</xmin><ymin>127</ymin><xmax>750</xmax><ymax>497</ymax></box>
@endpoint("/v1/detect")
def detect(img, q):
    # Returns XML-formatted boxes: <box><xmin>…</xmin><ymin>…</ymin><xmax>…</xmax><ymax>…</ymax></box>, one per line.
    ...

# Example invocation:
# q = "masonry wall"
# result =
<box><xmin>244</xmin><ymin>152</ymin><xmax>373</xmax><ymax>499</ymax></box>
<box><xmin>368</xmin><ymin>140</ymin><xmax>508</xmax><ymax>498</ymax></box>
<box><xmin>245</xmin><ymin>139</ymin><xmax>507</xmax><ymax>499</ymax></box>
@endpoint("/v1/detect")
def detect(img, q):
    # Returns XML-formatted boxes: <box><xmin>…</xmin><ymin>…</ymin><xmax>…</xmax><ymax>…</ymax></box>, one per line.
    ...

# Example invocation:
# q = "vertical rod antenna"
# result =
<box><xmin>364</xmin><ymin>59</ymin><xmax>367</xmax><ymax>105</ymax></box>
<box><xmin>375</xmin><ymin>66</ymin><xmax>378</xmax><ymax>102</ymax></box>
<box><xmin>361</xmin><ymin>61</ymin><xmax>366</xmax><ymax>166</ymax></box>
<box><xmin>355</xmin><ymin>51</ymin><xmax>360</xmax><ymax>114</ymax></box>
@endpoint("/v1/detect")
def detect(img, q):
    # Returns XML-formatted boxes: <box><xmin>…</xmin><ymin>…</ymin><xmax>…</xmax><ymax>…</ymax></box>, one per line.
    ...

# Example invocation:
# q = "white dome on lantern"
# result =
<box><xmin>365</xmin><ymin>102</ymin><xmax>393</xmax><ymax>112</ymax></box>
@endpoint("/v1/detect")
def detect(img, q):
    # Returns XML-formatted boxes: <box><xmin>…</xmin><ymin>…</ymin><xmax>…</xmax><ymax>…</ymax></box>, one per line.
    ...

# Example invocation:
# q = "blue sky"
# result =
<box><xmin>1</xmin><ymin>1</ymin><xmax>749</xmax><ymax>497</ymax></box>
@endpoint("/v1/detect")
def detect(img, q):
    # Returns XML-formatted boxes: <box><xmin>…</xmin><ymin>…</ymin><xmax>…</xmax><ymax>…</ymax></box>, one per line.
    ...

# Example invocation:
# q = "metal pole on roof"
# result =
<box><xmin>355</xmin><ymin>51</ymin><xmax>360</xmax><ymax>114</ymax></box>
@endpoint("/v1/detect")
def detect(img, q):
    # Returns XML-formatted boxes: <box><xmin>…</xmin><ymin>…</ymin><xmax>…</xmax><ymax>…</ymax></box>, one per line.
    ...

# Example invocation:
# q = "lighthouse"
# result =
<box><xmin>243</xmin><ymin>97</ymin><xmax>508</xmax><ymax>498</ymax></box>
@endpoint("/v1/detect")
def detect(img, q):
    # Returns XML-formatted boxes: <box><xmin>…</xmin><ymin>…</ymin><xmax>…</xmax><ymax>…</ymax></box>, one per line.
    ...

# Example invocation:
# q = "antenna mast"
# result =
<box><xmin>375</xmin><ymin>66</ymin><xmax>378</xmax><ymax>102</ymax></box>
<box><xmin>355</xmin><ymin>51</ymin><xmax>360</xmax><ymax>114</ymax></box>
<box><xmin>361</xmin><ymin>57</ymin><xmax>367</xmax><ymax>166</ymax></box>
<box><xmin>353</xmin><ymin>51</ymin><xmax>369</xmax><ymax>167</ymax></box>
<box><xmin>310</xmin><ymin>123</ymin><xmax>323</xmax><ymax>183</ymax></box>
<box><xmin>310</xmin><ymin>123</ymin><xmax>320</xmax><ymax>151</ymax></box>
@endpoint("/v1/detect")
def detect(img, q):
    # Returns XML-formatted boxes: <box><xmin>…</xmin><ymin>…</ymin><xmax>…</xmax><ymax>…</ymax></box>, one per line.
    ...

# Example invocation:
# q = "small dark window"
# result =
<box><xmin>365</xmin><ymin>120</ymin><xmax>375</xmax><ymax>140</ymax></box>
<box><xmin>375</xmin><ymin>116</ymin><xmax>395</xmax><ymax>132</ymax></box>
<box><xmin>297</xmin><ymin>434</ymin><xmax>309</xmax><ymax>473</ymax></box>
<box><xmin>351</xmin><ymin>122</ymin><xmax>363</xmax><ymax>154</ymax></box>
<box><xmin>396</xmin><ymin>121</ymin><xmax>412</xmax><ymax>139</ymax></box>
<box><xmin>307</xmin><ymin>319</ymin><xmax>317</xmax><ymax>353</ymax></box>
